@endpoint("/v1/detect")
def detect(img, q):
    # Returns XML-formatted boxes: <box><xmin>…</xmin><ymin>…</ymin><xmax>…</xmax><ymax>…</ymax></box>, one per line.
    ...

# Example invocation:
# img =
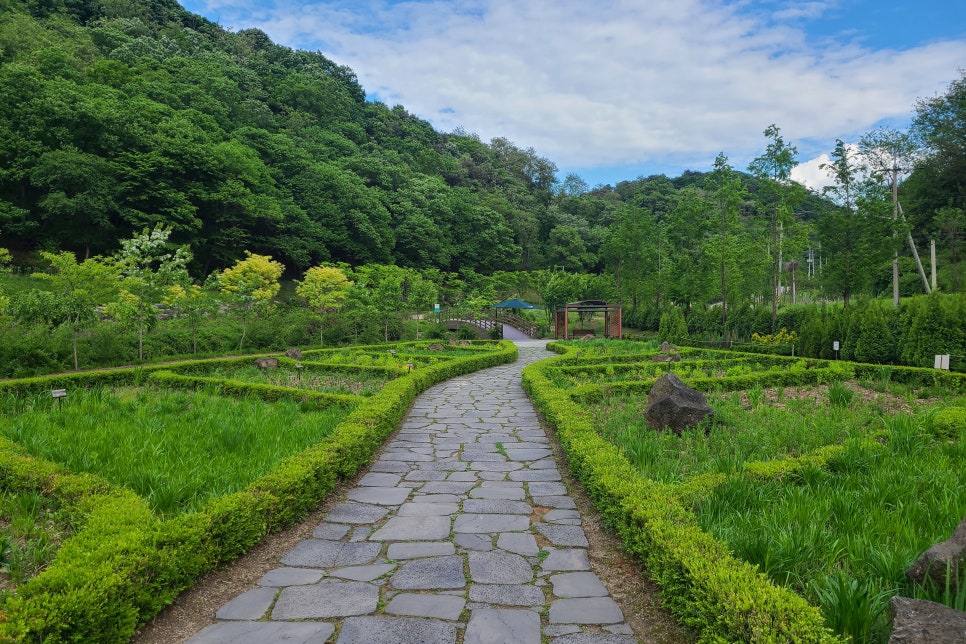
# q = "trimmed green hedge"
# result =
<box><xmin>523</xmin><ymin>343</ymin><xmax>842</xmax><ymax>643</ymax></box>
<box><xmin>0</xmin><ymin>341</ymin><xmax>517</xmax><ymax>642</ymax></box>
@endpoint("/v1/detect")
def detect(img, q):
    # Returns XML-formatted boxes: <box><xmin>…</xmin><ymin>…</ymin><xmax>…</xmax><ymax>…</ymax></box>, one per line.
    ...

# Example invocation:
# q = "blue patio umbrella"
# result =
<box><xmin>493</xmin><ymin>298</ymin><xmax>540</xmax><ymax>309</ymax></box>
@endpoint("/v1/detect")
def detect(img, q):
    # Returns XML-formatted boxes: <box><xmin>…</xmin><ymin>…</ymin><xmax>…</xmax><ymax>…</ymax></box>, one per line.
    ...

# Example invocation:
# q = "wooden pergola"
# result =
<box><xmin>554</xmin><ymin>300</ymin><xmax>622</xmax><ymax>340</ymax></box>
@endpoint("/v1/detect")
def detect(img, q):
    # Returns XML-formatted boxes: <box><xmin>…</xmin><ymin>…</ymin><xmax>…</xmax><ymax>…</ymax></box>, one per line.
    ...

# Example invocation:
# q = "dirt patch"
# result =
<box><xmin>736</xmin><ymin>380</ymin><xmax>938</xmax><ymax>415</ymax></box>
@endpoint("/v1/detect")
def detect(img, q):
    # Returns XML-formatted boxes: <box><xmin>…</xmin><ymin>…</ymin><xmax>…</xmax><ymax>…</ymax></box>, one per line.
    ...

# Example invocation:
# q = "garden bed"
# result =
<box><xmin>524</xmin><ymin>339</ymin><xmax>966</xmax><ymax>643</ymax></box>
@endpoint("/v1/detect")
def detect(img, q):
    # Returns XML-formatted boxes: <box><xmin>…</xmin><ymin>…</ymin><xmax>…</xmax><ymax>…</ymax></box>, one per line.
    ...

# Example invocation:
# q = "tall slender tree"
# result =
<box><xmin>860</xmin><ymin>127</ymin><xmax>928</xmax><ymax>303</ymax></box>
<box><xmin>748</xmin><ymin>125</ymin><xmax>799</xmax><ymax>329</ymax></box>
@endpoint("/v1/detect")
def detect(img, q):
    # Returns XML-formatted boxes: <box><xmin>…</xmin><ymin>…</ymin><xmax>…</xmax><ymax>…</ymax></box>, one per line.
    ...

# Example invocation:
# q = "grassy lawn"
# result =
<box><xmin>0</xmin><ymin>386</ymin><xmax>351</xmax><ymax>516</ymax></box>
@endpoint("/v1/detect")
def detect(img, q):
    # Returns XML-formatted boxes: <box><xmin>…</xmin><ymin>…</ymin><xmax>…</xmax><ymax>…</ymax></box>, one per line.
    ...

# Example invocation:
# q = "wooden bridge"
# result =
<box><xmin>440</xmin><ymin>310</ymin><xmax>540</xmax><ymax>339</ymax></box>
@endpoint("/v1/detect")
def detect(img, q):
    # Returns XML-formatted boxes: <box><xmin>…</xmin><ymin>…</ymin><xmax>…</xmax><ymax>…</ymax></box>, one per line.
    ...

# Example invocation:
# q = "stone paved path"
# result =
<box><xmin>185</xmin><ymin>341</ymin><xmax>638</xmax><ymax>644</ymax></box>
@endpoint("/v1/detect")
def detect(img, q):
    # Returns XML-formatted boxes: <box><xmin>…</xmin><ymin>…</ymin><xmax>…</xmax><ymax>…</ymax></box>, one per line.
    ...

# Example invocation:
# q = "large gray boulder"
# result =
<box><xmin>889</xmin><ymin>596</ymin><xmax>966</xmax><ymax>643</ymax></box>
<box><xmin>645</xmin><ymin>373</ymin><xmax>714</xmax><ymax>433</ymax></box>
<box><xmin>906</xmin><ymin>516</ymin><xmax>966</xmax><ymax>591</ymax></box>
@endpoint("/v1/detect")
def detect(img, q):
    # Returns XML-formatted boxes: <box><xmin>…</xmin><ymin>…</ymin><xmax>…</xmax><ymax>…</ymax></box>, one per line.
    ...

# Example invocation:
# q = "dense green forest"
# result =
<box><xmin>1</xmin><ymin>0</ymin><xmax>964</xmax><ymax>335</ymax></box>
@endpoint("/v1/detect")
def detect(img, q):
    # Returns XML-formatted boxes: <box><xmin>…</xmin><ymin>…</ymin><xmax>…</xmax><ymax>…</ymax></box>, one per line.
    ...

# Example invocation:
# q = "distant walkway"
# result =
<box><xmin>185</xmin><ymin>340</ymin><xmax>638</xmax><ymax>644</ymax></box>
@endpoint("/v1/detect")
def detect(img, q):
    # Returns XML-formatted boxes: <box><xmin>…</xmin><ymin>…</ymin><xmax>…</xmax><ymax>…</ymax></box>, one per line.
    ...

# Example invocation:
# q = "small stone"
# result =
<box><xmin>455</xmin><ymin>533</ymin><xmax>494</xmax><ymax>551</ymax></box>
<box><xmin>214</xmin><ymin>587</ymin><xmax>276</xmax><ymax>620</ymax></box>
<box><xmin>469</xmin><ymin>551</ymin><xmax>534</xmax><ymax>584</ymax></box>
<box><xmin>464</xmin><ymin>608</ymin><xmax>541</xmax><ymax>644</ymax></box>
<box><xmin>454</xmin><ymin>514</ymin><xmax>530</xmax><ymax>533</ymax></box>
<box><xmin>185</xmin><ymin>622</ymin><xmax>334</xmax><ymax>644</ymax></box>
<box><xmin>463</xmin><ymin>499</ymin><xmax>531</xmax><ymax>515</ymax></box>
<box><xmin>536</xmin><ymin>524</ymin><xmax>589</xmax><ymax>547</ymax></box>
<box><xmin>330</xmin><ymin>563</ymin><xmax>396</xmax><ymax>582</ymax></box>
<box><xmin>548</xmin><ymin>597</ymin><xmax>625</xmax><ymax>624</ymax></box>
<box><xmin>326</xmin><ymin>502</ymin><xmax>389</xmax><ymax>524</ymax></box>
<box><xmin>541</xmin><ymin>549</ymin><xmax>591</xmax><ymax>571</ymax></box>
<box><xmin>272</xmin><ymin>581</ymin><xmax>378</xmax><ymax>619</ymax></box>
<box><xmin>390</xmin><ymin>555</ymin><xmax>466</xmax><ymax>590</ymax></box>
<box><xmin>313</xmin><ymin>522</ymin><xmax>350</xmax><ymax>540</ymax></box>
<box><xmin>528</xmin><ymin>481</ymin><xmax>568</xmax><ymax>496</ymax></box>
<box><xmin>549</xmin><ymin>572</ymin><xmax>609</xmax><ymax>597</ymax></box>
<box><xmin>337</xmin><ymin>616</ymin><xmax>457</xmax><ymax>644</ymax></box>
<box><xmin>387</xmin><ymin>541</ymin><xmax>456</xmax><ymax>559</ymax></box>
<box><xmin>281</xmin><ymin>540</ymin><xmax>381</xmax><ymax>568</ymax></box>
<box><xmin>358</xmin><ymin>472</ymin><xmax>402</xmax><ymax>487</ymax></box>
<box><xmin>497</xmin><ymin>533</ymin><xmax>539</xmax><ymax>556</ymax></box>
<box><xmin>346</xmin><ymin>486</ymin><xmax>411</xmax><ymax>505</ymax></box>
<box><xmin>256</xmin><ymin>567</ymin><xmax>325</xmax><ymax>587</ymax></box>
<box><xmin>469</xmin><ymin>584</ymin><xmax>545</xmax><ymax>606</ymax></box>
<box><xmin>369</xmin><ymin>516</ymin><xmax>451</xmax><ymax>541</ymax></box>
<box><xmin>385</xmin><ymin>593</ymin><xmax>466</xmax><ymax>620</ymax></box>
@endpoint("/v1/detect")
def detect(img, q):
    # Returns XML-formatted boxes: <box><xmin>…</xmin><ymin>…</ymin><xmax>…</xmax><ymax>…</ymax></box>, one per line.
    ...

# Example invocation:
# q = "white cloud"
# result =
<box><xmin>791</xmin><ymin>152</ymin><xmax>834</xmax><ymax>192</ymax></box>
<box><xmin>195</xmin><ymin>0</ymin><xmax>966</xmax><ymax>175</ymax></box>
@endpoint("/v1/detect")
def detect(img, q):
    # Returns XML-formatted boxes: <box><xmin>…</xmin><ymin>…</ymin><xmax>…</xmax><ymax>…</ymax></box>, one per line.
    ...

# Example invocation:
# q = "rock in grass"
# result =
<box><xmin>254</xmin><ymin>357</ymin><xmax>279</xmax><ymax>368</ymax></box>
<box><xmin>905</xmin><ymin>516</ymin><xmax>966</xmax><ymax>591</ymax></box>
<box><xmin>645</xmin><ymin>373</ymin><xmax>713</xmax><ymax>433</ymax></box>
<box><xmin>889</xmin><ymin>595</ymin><xmax>966</xmax><ymax>643</ymax></box>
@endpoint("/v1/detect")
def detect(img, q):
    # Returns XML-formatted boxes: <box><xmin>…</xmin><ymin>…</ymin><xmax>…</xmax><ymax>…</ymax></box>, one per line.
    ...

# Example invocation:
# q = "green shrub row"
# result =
<box><xmin>0</xmin><ymin>341</ymin><xmax>518</xmax><ymax>642</ymax></box>
<box><xmin>522</xmin><ymin>345</ymin><xmax>841</xmax><ymax>643</ymax></box>
<box><xmin>565</xmin><ymin>353</ymin><xmax>966</xmax><ymax>404</ymax></box>
<box><xmin>146</xmin><ymin>371</ymin><xmax>362</xmax><ymax>408</ymax></box>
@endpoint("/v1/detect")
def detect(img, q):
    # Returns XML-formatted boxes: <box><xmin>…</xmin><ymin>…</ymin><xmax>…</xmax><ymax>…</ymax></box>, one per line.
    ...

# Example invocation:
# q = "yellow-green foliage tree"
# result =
<box><xmin>295</xmin><ymin>265</ymin><xmax>353</xmax><ymax>345</ymax></box>
<box><xmin>218</xmin><ymin>252</ymin><xmax>284</xmax><ymax>350</ymax></box>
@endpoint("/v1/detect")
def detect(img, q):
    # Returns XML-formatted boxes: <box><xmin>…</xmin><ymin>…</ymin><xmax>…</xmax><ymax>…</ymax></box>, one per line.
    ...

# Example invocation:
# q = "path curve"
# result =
<box><xmin>184</xmin><ymin>341</ymin><xmax>639</xmax><ymax>643</ymax></box>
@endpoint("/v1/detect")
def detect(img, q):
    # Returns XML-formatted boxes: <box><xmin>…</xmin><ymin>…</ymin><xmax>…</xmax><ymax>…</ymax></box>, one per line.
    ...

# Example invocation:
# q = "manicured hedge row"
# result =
<box><xmin>0</xmin><ymin>341</ymin><xmax>517</xmax><ymax>643</ymax></box>
<box><xmin>523</xmin><ymin>344</ymin><xmax>841</xmax><ymax>643</ymax></box>
<box><xmin>147</xmin><ymin>371</ymin><xmax>363</xmax><ymax>408</ymax></box>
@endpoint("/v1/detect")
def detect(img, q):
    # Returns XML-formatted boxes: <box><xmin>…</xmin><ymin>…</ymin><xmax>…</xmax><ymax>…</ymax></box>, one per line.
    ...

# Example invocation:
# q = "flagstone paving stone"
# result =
<box><xmin>186</xmin><ymin>341</ymin><xmax>639</xmax><ymax>643</ymax></box>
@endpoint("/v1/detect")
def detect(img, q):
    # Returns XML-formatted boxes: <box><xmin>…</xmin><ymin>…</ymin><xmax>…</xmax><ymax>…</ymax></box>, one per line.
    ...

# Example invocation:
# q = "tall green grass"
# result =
<box><xmin>0</xmin><ymin>489</ymin><xmax>70</xmax><ymax>588</ymax></box>
<box><xmin>586</xmin><ymin>363</ymin><xmax>965</xmax><ymax>643</ymax></box>
<box><xmin>0</xmin><ymin>387</ymin><xmax>350</xmax><ymax>515</ymax></box>
<box><xmin>590</xmin><ymin>393</ymin><xmax>862</xmax><ymax>483</ymax></box>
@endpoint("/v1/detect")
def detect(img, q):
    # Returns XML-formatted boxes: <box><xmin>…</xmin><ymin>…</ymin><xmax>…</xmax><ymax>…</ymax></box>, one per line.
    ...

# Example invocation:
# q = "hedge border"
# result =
<box><xmin>522</xmin><ymin>342</ymin><xmax>841</xmax><ymax>643</ymax></box>
<box><xmin>0</xmin><ymin>340</ymin><xmax>518</xmax><ymax>643</ymax></box>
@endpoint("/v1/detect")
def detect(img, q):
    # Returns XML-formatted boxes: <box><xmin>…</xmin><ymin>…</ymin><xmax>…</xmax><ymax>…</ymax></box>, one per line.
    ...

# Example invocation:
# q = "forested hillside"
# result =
<box><xmin>1</xmin><ymin>0</ymin><xmax>963</xmax><ymax>315</ymax></box>
<box><xmin>0</xmin><ymin>0</ymin><xmax>559</xmax><ymax>274</ymax></box>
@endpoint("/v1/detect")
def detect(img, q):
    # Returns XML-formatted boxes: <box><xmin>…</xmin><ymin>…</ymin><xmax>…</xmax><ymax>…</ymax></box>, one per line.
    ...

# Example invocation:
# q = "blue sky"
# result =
<box><xmin>180</xmin><ymin>1</ymin><xmax>966</xmax><ymax>189</ymax></box>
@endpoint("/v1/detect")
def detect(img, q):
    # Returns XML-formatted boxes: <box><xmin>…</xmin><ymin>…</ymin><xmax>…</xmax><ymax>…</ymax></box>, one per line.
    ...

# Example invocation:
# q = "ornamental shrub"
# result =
<box><xmin>658</xmin><ymin>306</ymin><xmax>689</xmax><ymax>344</ymax></box>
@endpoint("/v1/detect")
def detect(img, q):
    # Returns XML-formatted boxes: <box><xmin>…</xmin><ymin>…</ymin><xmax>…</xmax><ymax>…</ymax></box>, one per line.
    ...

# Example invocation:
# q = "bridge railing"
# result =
<box><xmin>439</xmin><ymin>310</ymin><xmax>539</xmax><ymax>338</ymax></box>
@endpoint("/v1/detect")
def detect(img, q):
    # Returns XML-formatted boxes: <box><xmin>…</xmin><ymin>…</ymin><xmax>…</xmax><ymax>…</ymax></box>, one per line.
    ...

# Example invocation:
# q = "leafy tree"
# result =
<box><xmin>911</xmin><ymin>70</ymin><xmax>966</xmax><ymax>216</ymax></box>
<box><xmin>162</xmin><ymin>280</ymin><xmax>218</xmax><ymax>354</ymax></box>
<box><xmin>531</xmin><ymin>270</ymin><xmax>582</xmax><ymax>330</ymax></box>
<box><xmin>708</xmin><ymin>154</ymin><xmax>746</xmax><ymax>333</ymax></box>
<box><xmin>860</xmin><ymin>127</ymin><xmax>928</xmax><ymax>303</ymax></box>
<box><xmin>748</xmin><ymin>124</ymin><xmax>799</xmax><ymax>329</ymax></box>
<box><xmin>217</xmin><ymin>251</ymin><xmax>284</xmax><ymax>350</ymax></box>
<box><xmin>934</xmin><ymin>205</ymin><xmax>965</xmax><ymax>291</ymax></box>
<box><xmin>295</xmin><ymin>265</ymin><xmax>353</xmax><ymax>345</ymax></box>
<box><xmin>406</xmin><ymin>273</ymin><xmax>438</xmax><ymax>340</ymax></box>
<box><xmin>108</xmin><ymin>225</ymin><xmax>191</xmax><ymax>360</ymax></box>
<box><xmin>664</xmin><ymin>187</ymin><xmax>713</xmax><ymax>316</ymax></box>
<box><xmin>36</xmin><ymin>250</ymin><xmax>119</xmax><ymax>369</ymax></box>
<box><xmin>818</xmin><ymin>141</ymin><xmax>890</xmax><ymax>305</ymax></box>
